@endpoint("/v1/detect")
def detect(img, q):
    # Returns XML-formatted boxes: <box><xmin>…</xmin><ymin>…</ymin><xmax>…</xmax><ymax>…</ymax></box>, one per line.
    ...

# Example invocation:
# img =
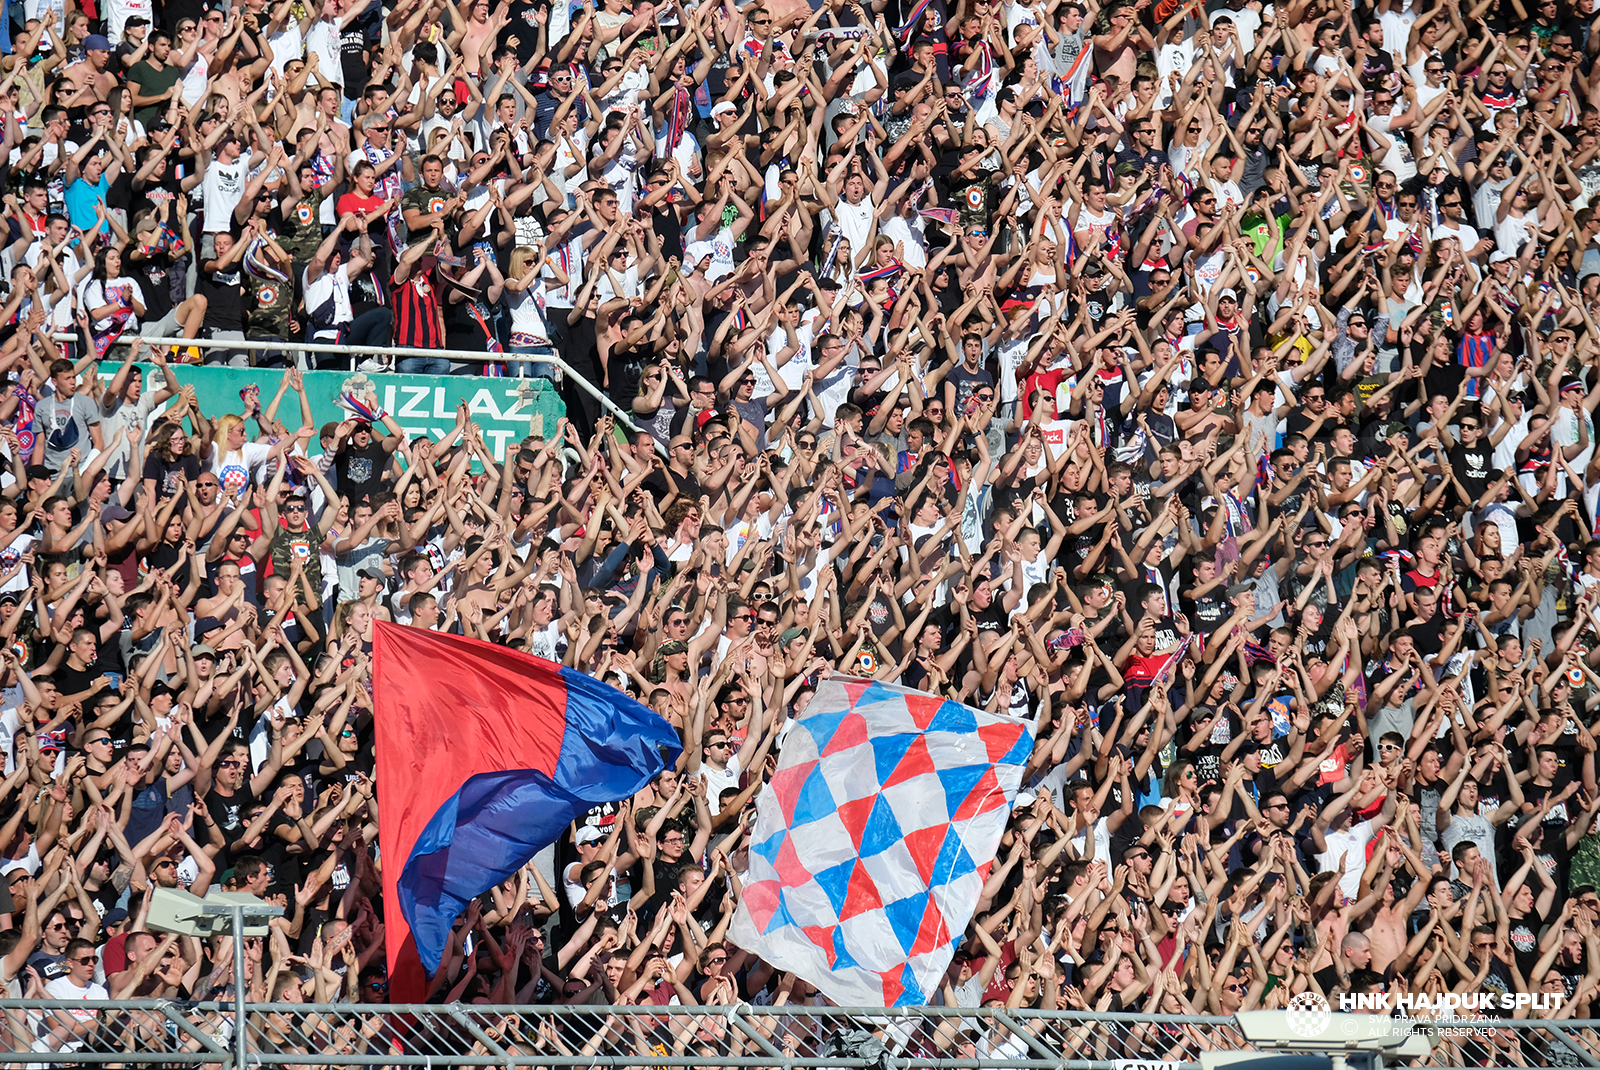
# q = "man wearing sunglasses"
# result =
<box><xmin>40</xmin><ymin>938</ymin><xmax>108</xmax><ymax>1054</ymax></box>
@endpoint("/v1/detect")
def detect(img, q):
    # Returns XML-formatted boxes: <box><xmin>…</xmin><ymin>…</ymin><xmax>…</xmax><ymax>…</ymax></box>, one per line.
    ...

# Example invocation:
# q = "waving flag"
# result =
<box><xmin>729</xmin><ymin>679</ymin><xmax>1032</xmax><ymax>1007</ymax></box>
<box><xmin>372</xmin><ymin>622</ymin><xmax>681</xmax><ymax>1000</ymax></box>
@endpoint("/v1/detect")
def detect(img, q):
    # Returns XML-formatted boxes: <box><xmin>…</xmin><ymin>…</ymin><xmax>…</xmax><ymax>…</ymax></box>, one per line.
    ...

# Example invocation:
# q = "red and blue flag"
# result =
<box><xmin>373</xmin><ymin>622</ymin><xmax>681</xmax><ymax>1000</ymax></box>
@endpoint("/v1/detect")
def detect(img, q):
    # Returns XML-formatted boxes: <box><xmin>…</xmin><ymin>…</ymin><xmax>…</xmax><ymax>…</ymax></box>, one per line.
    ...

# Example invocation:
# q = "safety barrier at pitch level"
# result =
<box><xmin>0</xmin><ymin>1000</ymin><xmax>1597</xmax><ymax>1069</ymax></box>
<box><xmin>75</xmin><ymin>333</ymin><xmax>653</xmax><ymax>451</ymax></box>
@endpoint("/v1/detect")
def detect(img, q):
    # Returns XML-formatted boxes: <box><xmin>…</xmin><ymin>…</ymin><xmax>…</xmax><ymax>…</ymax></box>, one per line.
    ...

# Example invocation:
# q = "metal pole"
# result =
<box><xmin>233</xmin><ymin>905</ymin><xmax>247</xmax><ymax>1070</ymax></box>
<box><xmin>67</xmin><ymin>334</ymin><xmax>656</xmax><ymax>447</ymax></box>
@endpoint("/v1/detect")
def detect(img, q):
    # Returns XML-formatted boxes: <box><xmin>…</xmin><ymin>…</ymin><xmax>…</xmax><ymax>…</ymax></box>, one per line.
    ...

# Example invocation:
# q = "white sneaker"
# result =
<box><xmin>356</xmin><ymin>356</ymin><xmax>391</xmax><ymax>372</ymax></box>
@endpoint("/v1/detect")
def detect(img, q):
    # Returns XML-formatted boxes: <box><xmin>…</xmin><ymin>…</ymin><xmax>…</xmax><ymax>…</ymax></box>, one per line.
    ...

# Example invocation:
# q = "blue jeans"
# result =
<box><xmin>398</xmin><ymin>356</ymin><xmax>452</xmax><ymax>374</ymax></box>
<box><xmin>508</xmin><ymin>344</ymin><xmax>556</xmax><ymax>380</ymax></box>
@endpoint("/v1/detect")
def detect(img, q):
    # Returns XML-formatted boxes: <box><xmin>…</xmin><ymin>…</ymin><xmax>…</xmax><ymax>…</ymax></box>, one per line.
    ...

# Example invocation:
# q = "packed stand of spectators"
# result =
<box><xmin>7</xmin><ymin>0</ymin><xmax>1600</xmax><ymax>1063</ymax></box>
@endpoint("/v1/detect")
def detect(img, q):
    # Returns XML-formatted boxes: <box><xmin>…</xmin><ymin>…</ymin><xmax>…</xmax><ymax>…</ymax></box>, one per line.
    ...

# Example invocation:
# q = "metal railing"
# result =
<box><xmin>71</xmin><ymin>334</ymin><xmax>653</xmax><ymax>446</ymax></box>
<box><xmin>2</xmin><ymin>1001</ymin><xmax>1598</xmax><ymax>1069</ymax></box>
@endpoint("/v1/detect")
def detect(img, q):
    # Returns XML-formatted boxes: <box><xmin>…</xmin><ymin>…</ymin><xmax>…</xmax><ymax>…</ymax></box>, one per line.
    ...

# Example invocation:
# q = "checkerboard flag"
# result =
<box><xmin>729</xmin><ymin>678</ymin><xmax>1033</xmax><ymax>1007</ymax></box>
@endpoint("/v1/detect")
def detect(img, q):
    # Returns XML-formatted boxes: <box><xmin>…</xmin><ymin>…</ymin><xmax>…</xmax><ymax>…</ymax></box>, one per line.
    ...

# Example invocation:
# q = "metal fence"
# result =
<box><xmin>3</xmin><ymin>1001</ymin><xmax>1599</xmax><ymax>1069</ymax></box>
<box><xmin>75</xmin><ymin>334</ymin><xmax>652</xmax><ymax>449</ymax></box>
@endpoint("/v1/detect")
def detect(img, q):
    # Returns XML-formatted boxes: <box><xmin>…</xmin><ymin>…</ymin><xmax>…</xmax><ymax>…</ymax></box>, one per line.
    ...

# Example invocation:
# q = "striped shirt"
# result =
<box><xmin>391</xmin><ymin>268</ymin><xmax>442</xmax><ymax>350</ymax></box>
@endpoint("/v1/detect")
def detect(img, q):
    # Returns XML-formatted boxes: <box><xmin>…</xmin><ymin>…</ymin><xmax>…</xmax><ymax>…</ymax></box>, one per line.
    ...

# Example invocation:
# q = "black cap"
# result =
<box><xmin>24</xmin><ymin>464</ymin><xmax>51</xmax><ymax>481</ymax></box>
<box><xmin>192</xmin><ymin>616</ymin><xmax>223</xmax><ymax>636</ymax></box>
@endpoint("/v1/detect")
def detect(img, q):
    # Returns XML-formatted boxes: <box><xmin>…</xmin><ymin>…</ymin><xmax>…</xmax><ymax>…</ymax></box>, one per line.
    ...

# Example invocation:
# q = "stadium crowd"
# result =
<box><xmin>3</xmin><ymin>0</ymin><xmax>1600</xmax><ymax>1062</ymax></box>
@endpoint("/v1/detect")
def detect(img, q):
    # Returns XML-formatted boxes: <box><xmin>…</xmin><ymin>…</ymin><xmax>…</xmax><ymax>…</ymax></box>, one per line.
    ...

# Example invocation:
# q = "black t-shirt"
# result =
<box><xmin>1449</xmin><ymin>442</ymin><xmax>1493</xmax><ymax>507</ymax></box>
<box><xmin>204</xmin><ymin>783</ymin><xmax>259</xmax><ymax>861</ymax></box>
<box><xmin>143</xmin><ymin>452</ymin><xmax>200</xmax><ymax>498</ymax></box>
<box><xmin>339</xmin><ymin>5</ymin><xmax>383</xmax><ymax>101</ymax></box>
<box><xmin>1184</xmin><ymin>585</ymin><xmax>1228</xmax><ymax>638</ymax></box>
<box><xmin>650</xmin><ymin>202</ymin><xmax>683</xmax><ymax>258</ymax></box>
<box><xmin>335</xmin><ymin>440</ymin><xmax>390</xmax><ymax>503</ymax></box>
<box><xmin>199</xmin><ymin>258</ymin><xmax>246</xmax><ymax>331</ymax></box>
<box><xmin>608</xmin><ymin>344</ymin><xmax>651</xmax><ymax>409</ymax></box>
<box><xmin>499</xmin><ymin>0</ymin><xmax>552</xmax><ymax>64</ymax></box>
<box><xmin>128</xmin><ymin>241</ymin><xmax>176</xmax><ymax>321</ymax></box>
<box><xmin>51</xmin><ymin>659</ymin><xmax>105</xmax><ymax>702</ymax></box>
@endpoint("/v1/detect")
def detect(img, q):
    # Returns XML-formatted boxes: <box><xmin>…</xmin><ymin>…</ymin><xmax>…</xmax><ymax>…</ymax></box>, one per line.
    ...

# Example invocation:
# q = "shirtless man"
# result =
<box><xmin>1092</xmin><ymin>2</ymin><xmax>1155</xmax><ymax>84</ymax></box>
<box><xmin>61</xmin><ymin>35</ymin><xmax>119</xmax><ymax>101</ymax></box>
<box><xmin>1359</xmin><ymin>803</ymin><xmax>1432</xmax><ymax>973</ymax></box>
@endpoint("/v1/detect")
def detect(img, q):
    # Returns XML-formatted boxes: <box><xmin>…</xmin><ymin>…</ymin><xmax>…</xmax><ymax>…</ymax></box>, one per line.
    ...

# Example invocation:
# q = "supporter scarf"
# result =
<box><xmin>1555</xmin><ymin>541</ymin><xmax>1579</xmax><ymax>591</ymax></box>
<box><xmin>11</xmin><ymin>384</ymin><xmax>34</xmax><ymax>456</ymax></box>
<box><xmin>309</xmin><ymin>149</ymin><xmax>334</xmax><ymax>188</ymax></box>
<box><xmin>1480</xmin><ymin>87</ymin><xmax>1517</xmax><ymax>109</ymax></box>
<box><xmin>661</xmin><ymin>85</ymin><xmax>691</xmax><ymax>160</ymax></box>
<box><xmin>88</xmin><ymin>283</ymin><xmax>134</xmax><ymax>358</ymax></box>
<box><xmin>1088</xmin><ymin>399</ymin><xmax>1107</xmax><ymax>447</ymax></box>
<box><xmin>819</xmin><ymin>230</ymin><xmax>846</xmax><ymax>280</ymax></box>
<box><xmin>1242</xmin><ymin>640</ymin><xmax>1276</xmax><ymax>665</ymax></box>
<box><xmin>857</xmin><ymin>259</ymin><xmax>903</xmax><ymax>285</ymax></box>
<box><xmin>964</xmin><ymin>40</ymin><xmax>996</xmax><ymax>102</ymax></box>
<box><xmin>815</xmin><ymin>27</ymin><xmax>874</xmax><ymax>41</ymax></box>
<box><xmin>1557</xmin><ymin>90</ymin><xmax>1579</xmax><ymax>126</ymax></box>
<box><xmin>1055</xmin><ymin>34</ymin><xmax>1093</xmax><ymax>107</ymax></box>
<box><xmin>465</xmin><ymin>299</ymin><xmax>504</xmax><ymax>354</ymax></box>
<box><xmin>1375</xmin><ymin>196</ymin><xmax>1395</xmax><ymax>221</ymax></box>
<box><xmin>1221</xmin><ymin>492</ymin><xmax>1247</xmax><ymax>539</ymax></box>
<box><xmin>360</xmin><ymin>141</ymin><xmax>404</xmax><ymax>251</ymax></box>
<box><xmin>1151</xmin><ymin>634</ymin><xmax>1193</xmax><ymax>685</ymax></box>
<box><xmin>895</xmin><ymin>0</ymin><xmax>939</xmax><ymax>47</ymax></box>
<box><xmin>244</xmin><ymin>238</ymin><xmax>290</xmax><ymax>283</ymax></box>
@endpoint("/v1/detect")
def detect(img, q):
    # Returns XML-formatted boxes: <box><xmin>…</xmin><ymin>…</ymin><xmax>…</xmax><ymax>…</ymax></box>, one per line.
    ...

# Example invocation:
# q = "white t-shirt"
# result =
<box><xmin>77</xmin><ymin>276</ymin><xmax>145</xmax><ymax>334</ymax></box>
<box><xmin>832</xmin><ymin>195</ymin><xmax>875</xmax><ymax>251</ymax></box>
<box><xmin>701</xmin><ymin>754</ymin><xmax>743</xmax><ymax>815</ymax></box>
<box><xmin>304</xmin><ymin>19</ymin><xmax>344</xmax><ymax>90</ymax></box>
<box><xmin>104</xmin><ymin>0</ymin><xmax>151</xmax><ymax>42</ymax></box>
<box><xmin>25</xmin><ymin>0</ymin><xmax>66</xmax><ymax>35</ymax></box>
<box><xmin>1366</xmin><ymin>113</ymin><xmax>1417</xmax><ymax>183</ymax></box>
<box><xmin>42</xmin><ymin>976</ymin><xmax>108</xmax><ymax>1050</ymax></box>
<box><xmin>1432</xmin><ymin>220</ymin><xmax>1480</xmax><ymax>252</ymax></box>
<box><xmin>1317</xmin><ymin>819</ymin><xmax>1376</xmax><ymax>901</ymax></box>
<box><xmin>201</xmin><ymin>153</ymin><xmax>251</xmax><ymax>233</ymax></box>
<box><xmin>266</xmin><ymin>22</ymin><xmax>302</xmax><ymax>80</ymax></box>
<box><xmin>302</xmin><ymin>263</ymin><xmax>352</xmax><ymax>338</ymax></box>
<box><xmin>210</xmin><ymin>443</ymin><xmax>274</xmax><ymax>507</ymax></box>
<box><xmin>1495</xmin><ymin>208</ymin><xmax>1539</xmax><ymax>255</ymax></box>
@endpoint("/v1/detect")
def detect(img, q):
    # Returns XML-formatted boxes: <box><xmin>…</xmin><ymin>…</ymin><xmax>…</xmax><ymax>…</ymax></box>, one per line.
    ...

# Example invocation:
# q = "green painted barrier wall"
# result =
<box><xmin>97</xmin><ymin>365</ymin><xmax>566</xmax><ymax>461</ymax></box>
